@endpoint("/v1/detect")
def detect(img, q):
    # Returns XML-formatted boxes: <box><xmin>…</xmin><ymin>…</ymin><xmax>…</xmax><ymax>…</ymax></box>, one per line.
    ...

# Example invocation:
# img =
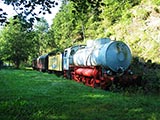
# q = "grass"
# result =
<box><xmin>0</xmin><ymin>68</ymin><xmax>160</xmax><ymax>120</ymax></box>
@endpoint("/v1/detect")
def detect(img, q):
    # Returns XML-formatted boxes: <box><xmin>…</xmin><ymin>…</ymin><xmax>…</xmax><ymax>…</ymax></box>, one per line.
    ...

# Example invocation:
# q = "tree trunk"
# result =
<box><xmin>15</xmin><ymin>59</ymin><xmax>20</xmax><ymax>69</ymax></box>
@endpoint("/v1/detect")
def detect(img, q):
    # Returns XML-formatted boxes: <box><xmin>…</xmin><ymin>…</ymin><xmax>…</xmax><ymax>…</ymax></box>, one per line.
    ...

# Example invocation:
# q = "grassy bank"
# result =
<box><xmin>0</xmin><ymin>68</ymin><xmax>159</xmax><ymax>120</ymax></box>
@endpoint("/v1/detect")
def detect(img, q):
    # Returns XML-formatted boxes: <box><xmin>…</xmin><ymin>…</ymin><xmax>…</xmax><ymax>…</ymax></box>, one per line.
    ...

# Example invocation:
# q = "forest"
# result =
<box><xmin>0</xmin><ymin>0</ymin><xmax>160</xmax><ymax>92</ymax></box>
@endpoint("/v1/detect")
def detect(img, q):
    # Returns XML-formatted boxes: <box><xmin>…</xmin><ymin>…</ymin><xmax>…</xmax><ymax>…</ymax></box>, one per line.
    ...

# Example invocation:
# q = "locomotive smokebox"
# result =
<box><xmin>73</xmin><ymin>38</ymin><xmax>132</xmax><ymax>72</ymax></box>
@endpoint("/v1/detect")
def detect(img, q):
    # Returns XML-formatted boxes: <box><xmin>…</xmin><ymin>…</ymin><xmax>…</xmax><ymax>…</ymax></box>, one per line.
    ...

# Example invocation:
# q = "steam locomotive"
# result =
<box><xmin>32</xmin><ymin>38</ymin><xmax>141</xmax><ymax>89</ymax></box>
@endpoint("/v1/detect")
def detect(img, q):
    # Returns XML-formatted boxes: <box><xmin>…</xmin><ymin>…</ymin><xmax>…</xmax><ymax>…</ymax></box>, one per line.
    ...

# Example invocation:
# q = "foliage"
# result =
<box><xmin>0</xmin><ymin>18</ymin><xmax>37</xmax><ymax>68</ymax></box>
<box><xmin>130</xmin><ymin>57</ymin><xmax>160</xmax><ymax>93</ymax></box>
<box><xmin>0</xmin><ymin>8</ymin><xmax>7</xmax><ymax>25</ymax></box>
<box><xmin>0</xmin><ymin>0</ymin><xmax>59</xmax><ymax>26</ymax></box>
<box><xmin>0</xmin><ymin>16</ymin><xmax>55</xmax><ymax>68</ymax></box>
<box><xmin>51</xmin><ymin>0</ymin><xmax>105</xmax><ymax>50</ymax></box>
<box><xmin>152</xmin><ymin>0</ymin><xmax>160</xmax><ymax>5</ymax></box>
<box><xmin>34</xmin><ymin>17</ymin><xmax>49</xmax><ymax>32</ymax></box>
<box><xmin>69</xmin><ymin>0</ymin><xmax>104</xmax><ymax>21</ymax></box>
<box><xmin>0</xmin><ymin>68</ymin><xmax>160</xmax><ymax>120</ymax></box>
<box><xmin>51</xmin><ymin>2</ymin><xmax>78</xmax><ymax>50</ymax></box>
<box><xmin>50</xmin><ymin>0</ymin><xmax>142</xmax><ymax>48</ymax></box>
<box><xmin>33</xmin><ymin>17</ymin><xmax>51</xmax><ymax>54</ymax></box>
<box><xmin>100</xmin><ymin>0</ymin><xmax>141</xmax><ymax>25</ymax></box>
<box><xmin>104</xmin><ymin>0</ymin><xmax>160</xmax><ymax>64</ymax></box>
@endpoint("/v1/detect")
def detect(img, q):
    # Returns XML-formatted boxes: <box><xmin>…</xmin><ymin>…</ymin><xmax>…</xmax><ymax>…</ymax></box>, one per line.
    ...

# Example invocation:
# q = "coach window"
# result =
<box><xmin>64</xmin><ymin>50</ymin><xmax>67</xmax><ymax>57</ymax></box>
<box><xmin>70</xmin><ymin>49</ymin><xmax>75</xmax><ymax>56</ymax></box>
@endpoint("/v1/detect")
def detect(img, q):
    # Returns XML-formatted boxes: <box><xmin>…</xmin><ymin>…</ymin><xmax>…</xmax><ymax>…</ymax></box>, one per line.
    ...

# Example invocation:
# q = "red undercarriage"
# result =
<box><xmin>64</xmin><ymin>66</ymin><xmax>141</xmax><ymax>89</ymax></box>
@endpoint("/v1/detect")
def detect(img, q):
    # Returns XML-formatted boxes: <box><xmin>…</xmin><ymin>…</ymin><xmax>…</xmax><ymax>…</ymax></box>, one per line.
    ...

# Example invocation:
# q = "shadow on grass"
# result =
<box><xmin>129</xmin><ymin>57</ymin><xmax>160</xmax><ymax>94</ymax></box>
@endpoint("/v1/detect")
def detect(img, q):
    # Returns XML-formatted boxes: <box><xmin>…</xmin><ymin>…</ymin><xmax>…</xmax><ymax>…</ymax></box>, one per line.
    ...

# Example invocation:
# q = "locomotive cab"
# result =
<box><xmin>63</xmin><ymin>45</ymin><xmax>85</xmax><ymax>78</ymax></box>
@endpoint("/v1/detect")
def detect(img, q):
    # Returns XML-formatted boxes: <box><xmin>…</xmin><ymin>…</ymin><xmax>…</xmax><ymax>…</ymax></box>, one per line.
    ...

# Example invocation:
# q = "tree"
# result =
<box><xmin>33</xmin><ymin>17</ymin><xmax>50</xmax><ymax>54</ymax></box>
<box><xmin>34</xmin><ymin>17</ymin><xmax>49</xmax><ymax>32</ymax></box>
<box><xmin>50</xmin><ymin>0</ymin><xmax>105</xmax><ymax>48</ymax></box>
<box><xmin>51</xmin><ymin>1</ymin><xmax>77</xmax><ymax>50</ymax></box>
<box><xmin>69</xmin><ymin>0</ymin><xmax>104</xmax><ymax>21</ymax></box>
<box><xmin>0</xmin><ymin>0</ymin><xmax>59</xmax><ymax>26</ymax></box>
<box><xmin>0</xmin><ymin>18</ymin><xmax>36</xmax><ymax>68</ymax></box>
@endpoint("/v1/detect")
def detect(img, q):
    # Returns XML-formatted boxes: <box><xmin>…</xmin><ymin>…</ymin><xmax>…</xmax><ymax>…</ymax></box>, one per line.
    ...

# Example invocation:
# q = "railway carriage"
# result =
<box><xmin>37</xmin><ymin>54</ymin><xmax>48</xmax><ymax>72</ymax></box>
<box><xmin>48</xmin><ymin>52</ymin><xmax>63</xmax><ymax>74</ymax></box>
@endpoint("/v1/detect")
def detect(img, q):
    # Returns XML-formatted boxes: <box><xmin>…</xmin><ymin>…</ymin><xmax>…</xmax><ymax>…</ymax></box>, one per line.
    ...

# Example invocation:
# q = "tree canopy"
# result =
<box><xmin>0</xmin><ymin>0</ymin><xmax>59</xmax><ymax>26</ymax></box>
<box><xmin>0</xmin><ymin>18</ymin><xmax>35</xmax><ymax>68</ymax></box>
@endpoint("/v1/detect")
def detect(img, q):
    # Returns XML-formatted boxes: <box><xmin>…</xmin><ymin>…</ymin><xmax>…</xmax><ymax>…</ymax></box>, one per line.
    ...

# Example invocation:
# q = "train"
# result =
<box><xmin>32</xmin><ymin>38</ymin><xmax>141</xmax><ymax>89</ymax></box>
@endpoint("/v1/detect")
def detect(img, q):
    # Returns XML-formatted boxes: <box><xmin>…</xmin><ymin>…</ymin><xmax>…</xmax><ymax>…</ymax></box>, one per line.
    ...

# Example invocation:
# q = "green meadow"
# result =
<box><xmin>0</xmin><ymin>68</ymin><xmax>159</xmax><ymax>120</ymax></box>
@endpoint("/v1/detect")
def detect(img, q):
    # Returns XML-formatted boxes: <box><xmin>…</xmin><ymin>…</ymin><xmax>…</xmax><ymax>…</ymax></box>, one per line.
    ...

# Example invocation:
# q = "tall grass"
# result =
<box><xmin>0</xmin><ymin>68</ymin><xmax>159</xmax><ymax>120</ymax></box>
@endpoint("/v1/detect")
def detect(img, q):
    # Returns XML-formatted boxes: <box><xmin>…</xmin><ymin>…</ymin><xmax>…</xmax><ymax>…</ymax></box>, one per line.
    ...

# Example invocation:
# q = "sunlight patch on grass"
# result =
<box><xmin>83</xmin><ymin>94</ymin><xmax>106</xmax><ymax>99</ymax></box>
<box><xmin>47</xmin><ymin>114</ymin><xmax>68</xmax><ymax>120</ymax></box>
<box><xmin>129</xmin><ymin>108</ymin><xmax>143</xmax><ymax>113</ymax></box>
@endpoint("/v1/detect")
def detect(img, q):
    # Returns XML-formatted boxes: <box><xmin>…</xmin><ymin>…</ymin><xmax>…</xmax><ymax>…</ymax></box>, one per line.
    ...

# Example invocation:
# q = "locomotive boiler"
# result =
<box><xmin>73</xmin><ymin>38</ymin><xmax>132</xmax><ymax>72</ymax></box>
